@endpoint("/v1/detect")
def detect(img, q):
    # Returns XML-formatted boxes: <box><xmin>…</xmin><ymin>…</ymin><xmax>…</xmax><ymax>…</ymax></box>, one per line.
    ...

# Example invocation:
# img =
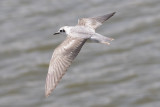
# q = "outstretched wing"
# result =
<box><xmin>78</xmin><ymin>12</ymin><xmax>116</xmax><ymax>29</ymax></box>
<box><xmin>45</xmin><ymin>36</ymin><xmax>87</xmax><ymax>97</ymax></box>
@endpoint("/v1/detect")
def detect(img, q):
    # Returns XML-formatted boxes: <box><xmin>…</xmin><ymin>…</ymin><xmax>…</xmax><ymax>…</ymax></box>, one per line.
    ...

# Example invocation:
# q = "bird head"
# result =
<box><xmin>53</xmin><ymin>26</ymin><xmax>70</xmax><ymax>35</ymax></box>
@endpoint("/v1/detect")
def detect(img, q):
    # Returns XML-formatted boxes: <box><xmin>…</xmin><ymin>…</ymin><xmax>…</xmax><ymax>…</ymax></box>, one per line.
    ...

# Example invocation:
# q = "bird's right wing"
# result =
<box><xmin>78</xmin><ymin>12</ymin><xmax>116</xmax><ymax>29</ymax></box>
<box><xmin>45</xmin><ymin>36</ymin><xmax>87</xmax><ymax>97</ymax></box>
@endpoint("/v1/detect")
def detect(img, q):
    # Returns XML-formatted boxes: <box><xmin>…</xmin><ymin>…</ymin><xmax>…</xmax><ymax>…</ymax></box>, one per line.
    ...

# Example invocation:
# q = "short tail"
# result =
<box><xmin>90</xmin><ymin>33</ymin><xmax>114</xmax><ymax>45</ymax></box>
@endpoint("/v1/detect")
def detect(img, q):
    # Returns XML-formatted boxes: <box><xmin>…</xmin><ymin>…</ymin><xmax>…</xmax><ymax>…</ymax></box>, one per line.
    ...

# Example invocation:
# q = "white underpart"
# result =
<box><xmin>63</xmin><ymin>26</ymin><xmax>113</xmax><ymax>44</ymax></box>
<box><xmin>65</xmin><ymin>26</ymin><xmax>95</xmax><ymax>38</ymax></box>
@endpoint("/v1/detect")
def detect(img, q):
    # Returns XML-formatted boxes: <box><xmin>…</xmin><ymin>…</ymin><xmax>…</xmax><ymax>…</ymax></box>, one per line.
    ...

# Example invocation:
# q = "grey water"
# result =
<box><xmin>0</xmin><ymin>0</ymin><xmax>160</xmax><ymax>107</ymax></box>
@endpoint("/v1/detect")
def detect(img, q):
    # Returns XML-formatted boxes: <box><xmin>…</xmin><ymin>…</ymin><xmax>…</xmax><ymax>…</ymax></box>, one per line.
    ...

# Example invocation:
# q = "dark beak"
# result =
<box><xmin>53</xmin><ymin>32</ymin><xmax>60</xmax><ymax>35</ymax></box>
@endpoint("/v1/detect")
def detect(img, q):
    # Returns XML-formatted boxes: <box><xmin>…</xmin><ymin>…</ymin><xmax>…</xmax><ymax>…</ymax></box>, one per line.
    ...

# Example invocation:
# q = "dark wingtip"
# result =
<box><xmin>93</xmin><ymin>12</ymin><xmax>116</xmax><ymax>23</ymax></box>
<box><xmin>112</xmin><ymin>12</ymin><xmax>116</xmax><ymax>15</ymax></box>
<box><xmin>107</xmin><ymin>12</ymin><xmax>116</xmax><ymax>19</ymax></box>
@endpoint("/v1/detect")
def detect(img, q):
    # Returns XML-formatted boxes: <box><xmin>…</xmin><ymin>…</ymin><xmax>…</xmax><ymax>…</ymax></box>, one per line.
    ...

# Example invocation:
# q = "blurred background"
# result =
<box><xmin>0</xmin><ymin>0</ymin><xmax>160</xmax><ymax>107</ymax></box>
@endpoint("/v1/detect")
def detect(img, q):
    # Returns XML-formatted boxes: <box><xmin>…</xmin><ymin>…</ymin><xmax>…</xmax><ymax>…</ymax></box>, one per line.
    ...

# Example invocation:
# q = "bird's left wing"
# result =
<box><xmin>45</xmin><ymin>36</ymin><xmax>87</xmax><ymax>97</ymax></box>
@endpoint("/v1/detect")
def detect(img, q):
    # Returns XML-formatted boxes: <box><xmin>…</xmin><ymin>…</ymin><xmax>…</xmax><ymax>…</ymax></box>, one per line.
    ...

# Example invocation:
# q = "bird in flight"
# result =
<box><xmin>45</xmin><ymin>12</ymin><xmax>116</xmax><ymax>97</ymax></box>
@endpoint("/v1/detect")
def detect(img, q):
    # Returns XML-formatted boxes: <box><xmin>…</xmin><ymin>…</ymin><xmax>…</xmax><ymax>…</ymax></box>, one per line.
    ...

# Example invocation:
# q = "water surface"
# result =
<box><xmin>0</xmin><ymin>0</ymin><xmax>160</xmax><ymax>107</ymax></box>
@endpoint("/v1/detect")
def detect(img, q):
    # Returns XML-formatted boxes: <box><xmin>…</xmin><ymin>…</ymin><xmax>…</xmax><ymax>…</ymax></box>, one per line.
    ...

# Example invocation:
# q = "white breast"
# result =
<box><xmin>67</xmin><ymin>26</ymin><xmax>95</xmax><ymax>39</ymax></box>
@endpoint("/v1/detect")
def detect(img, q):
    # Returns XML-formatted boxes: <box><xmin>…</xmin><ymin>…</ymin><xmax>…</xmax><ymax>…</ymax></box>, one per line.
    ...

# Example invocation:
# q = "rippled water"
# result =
<box><xmin>0</xmin><ymin>0</ymin><xmax>160</xmax><ymax>107</ymax></box>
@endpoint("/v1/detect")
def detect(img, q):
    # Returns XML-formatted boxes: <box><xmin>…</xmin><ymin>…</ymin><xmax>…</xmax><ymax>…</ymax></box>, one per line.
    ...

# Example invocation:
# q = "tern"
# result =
<box><xmin>45</xmin><ymin>12</ymin><xmax>116</xmax><ymax>97</ymax></box>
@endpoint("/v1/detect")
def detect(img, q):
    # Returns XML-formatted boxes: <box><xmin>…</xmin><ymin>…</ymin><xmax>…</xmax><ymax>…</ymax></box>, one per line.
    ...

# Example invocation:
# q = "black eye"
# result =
<box><xmin>60</xmin><ymin>29</ymin><xmax>65</xmax><ymax>32</ymax></box>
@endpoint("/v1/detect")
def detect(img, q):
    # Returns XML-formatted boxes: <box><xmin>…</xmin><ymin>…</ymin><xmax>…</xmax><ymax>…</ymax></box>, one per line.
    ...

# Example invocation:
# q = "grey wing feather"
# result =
<box><xmin>45</xmin><ymin>36</ymin><xmax>87</xmax><ymax>97</ymax></box>
<box><xmin>78</xmin><ymin>12</ymin><xmax>116</xmax><ymax>29</ymax></box>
